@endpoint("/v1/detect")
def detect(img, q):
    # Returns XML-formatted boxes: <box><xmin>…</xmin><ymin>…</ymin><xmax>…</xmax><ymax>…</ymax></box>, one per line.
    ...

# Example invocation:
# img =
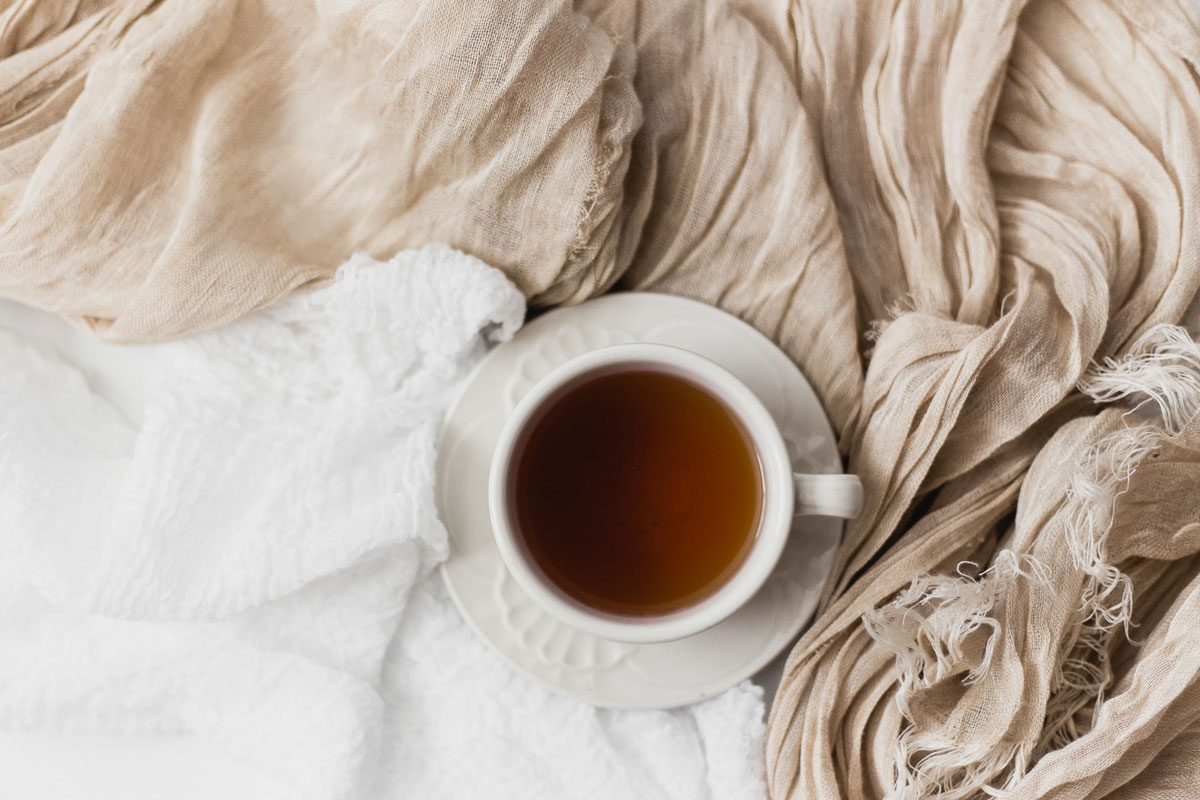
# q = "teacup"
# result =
<box><xmin>489</xmin><ymin>343</ymin><xmax>862</xmax><ymax>643</ymax></box>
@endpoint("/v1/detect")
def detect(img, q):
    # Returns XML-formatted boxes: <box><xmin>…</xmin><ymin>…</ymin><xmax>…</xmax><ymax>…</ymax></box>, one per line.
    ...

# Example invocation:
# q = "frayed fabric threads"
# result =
<box><xmin>865</xmin><ymin>554</ymin><xmax>1048</xmax><ymax>799</ymax></box>
<box><xmin>1078</xmin><ymin>324</ymin><xmax>1200</xmax><ymax>435</ymax></box>
<box><xmin>856</xmin><ymin>324</ymin><xmax>1200</xmax><ymax>800</ymax></box>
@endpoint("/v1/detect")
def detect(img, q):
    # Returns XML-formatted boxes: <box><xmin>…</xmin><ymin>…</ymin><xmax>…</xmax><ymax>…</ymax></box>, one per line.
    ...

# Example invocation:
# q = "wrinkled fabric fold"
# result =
<box><xmin>0</xmin><ymin>0</ymin><xmax>640</xmax><ymax>339</ymax></box>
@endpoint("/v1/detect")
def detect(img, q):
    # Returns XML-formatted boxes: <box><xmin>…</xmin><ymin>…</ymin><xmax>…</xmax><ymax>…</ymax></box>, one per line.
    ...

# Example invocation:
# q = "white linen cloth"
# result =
<box><xmin>0</xmin><ymin>245</ymin><xmax>767</xmax><ymax>800</ymax></box>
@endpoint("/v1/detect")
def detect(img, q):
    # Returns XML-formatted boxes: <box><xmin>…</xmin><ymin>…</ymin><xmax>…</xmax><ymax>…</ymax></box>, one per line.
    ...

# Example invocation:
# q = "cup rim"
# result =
<box><xmin>488</xmin><ymin>343</ymin><xmax>794</xmax><ymax>644</ymax></box>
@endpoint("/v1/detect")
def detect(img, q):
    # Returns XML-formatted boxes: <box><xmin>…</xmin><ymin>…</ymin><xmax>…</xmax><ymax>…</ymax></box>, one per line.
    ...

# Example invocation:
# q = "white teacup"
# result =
<box><xmin>489</xmin><ymin>343</ymin><xmax>862</xmax><ymax>644</ymax></box>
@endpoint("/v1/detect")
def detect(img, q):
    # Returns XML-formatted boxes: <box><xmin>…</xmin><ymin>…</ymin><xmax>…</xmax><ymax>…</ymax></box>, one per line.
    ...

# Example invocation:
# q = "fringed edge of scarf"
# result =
<box><xmin>862</xmin><ymin>323</ymin><xmax>1200</xmax><ymax>800</ymax></box>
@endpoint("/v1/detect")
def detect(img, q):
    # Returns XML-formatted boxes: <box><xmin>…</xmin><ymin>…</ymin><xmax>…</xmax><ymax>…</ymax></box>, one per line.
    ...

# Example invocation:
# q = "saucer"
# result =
<box><xmin>436</xmin><ymin>293</ymin><xmax>843</xmax><ymax>709</ymax></box>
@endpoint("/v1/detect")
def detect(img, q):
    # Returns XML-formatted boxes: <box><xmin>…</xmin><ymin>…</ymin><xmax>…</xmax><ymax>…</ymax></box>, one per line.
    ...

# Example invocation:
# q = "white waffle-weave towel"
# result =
<box><xmin>0</xmin><ymin>245</ymin><xmax>766</xmax><ymax>799</ymax></box>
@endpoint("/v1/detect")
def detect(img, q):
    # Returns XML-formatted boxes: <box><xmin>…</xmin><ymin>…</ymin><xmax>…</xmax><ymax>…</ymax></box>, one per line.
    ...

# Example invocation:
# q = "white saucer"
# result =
<box><xmin>436</xmin><ymin>293</ymin><xmax>843</xmax><ymax>709</ymax></box>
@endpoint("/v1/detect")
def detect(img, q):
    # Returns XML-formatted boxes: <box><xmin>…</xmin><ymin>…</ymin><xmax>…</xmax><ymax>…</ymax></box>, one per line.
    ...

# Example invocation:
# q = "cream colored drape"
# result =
<box><xmin>2</xmin><ymin>1</ymin><xmax>1200</xmax><ymax>797</ymax></box>
<box><xmin>0</xmin><ymin>0</ymin><xmax>639</xmax><ymax>337</ymax></box>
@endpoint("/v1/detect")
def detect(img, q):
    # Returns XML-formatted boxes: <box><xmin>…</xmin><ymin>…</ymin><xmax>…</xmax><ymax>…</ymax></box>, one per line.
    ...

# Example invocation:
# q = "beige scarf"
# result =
<box><xmin>2</xmin><ymin>0</ymin><xmax>1200</xmax><ymax>797</ymax></box>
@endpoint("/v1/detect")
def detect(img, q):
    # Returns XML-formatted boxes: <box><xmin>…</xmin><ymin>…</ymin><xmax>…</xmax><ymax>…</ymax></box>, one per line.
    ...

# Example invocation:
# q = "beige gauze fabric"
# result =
<box><xmin>751</xmin><ymin>2</ymin><xmax>1200</xmax><ymax>799</ymax></box>
<box><xmin>4</xmin><ymin>0</ymin><xmax>1200</xmax><ymax>798</ymax></box>
<box><xmin>0</xmin><ymin>0</ymin><xmax>640</xmax><ymax>338</ymax></box>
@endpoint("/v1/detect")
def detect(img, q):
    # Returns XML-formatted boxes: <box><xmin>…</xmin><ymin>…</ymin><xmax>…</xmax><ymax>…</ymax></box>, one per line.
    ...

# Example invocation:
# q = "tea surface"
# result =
<box><xmin>513</xmin><ymin>369</ymin><xmax>762</xmax><ymax>615</ymax></box>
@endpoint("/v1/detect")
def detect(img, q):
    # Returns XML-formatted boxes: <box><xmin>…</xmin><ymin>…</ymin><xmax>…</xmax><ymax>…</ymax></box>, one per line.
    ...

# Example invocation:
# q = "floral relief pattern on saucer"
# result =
<box><xmin>503</xmin><ymin>323</ymin><xmax>636</xmax><ymax>406</ymax></box>
<box><xmin>494</xmin><ymin>567</ymin><xmax>633</xmax><ymax>675</ymax></box>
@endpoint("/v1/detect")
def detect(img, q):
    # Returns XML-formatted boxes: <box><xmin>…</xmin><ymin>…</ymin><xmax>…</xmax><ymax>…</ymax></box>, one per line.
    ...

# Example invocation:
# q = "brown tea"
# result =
<box><xmin>512</xmin><ymin>369</ymin><xmax>763</xmax><ymax>616</ymax></box>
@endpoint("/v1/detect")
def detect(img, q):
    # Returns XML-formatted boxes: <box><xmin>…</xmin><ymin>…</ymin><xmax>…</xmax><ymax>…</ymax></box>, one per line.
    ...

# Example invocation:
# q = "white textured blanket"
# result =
<box><xmin>0</xmin><ymin>246</ymin><xmax>766</xmax><ymax>799</ymax></box>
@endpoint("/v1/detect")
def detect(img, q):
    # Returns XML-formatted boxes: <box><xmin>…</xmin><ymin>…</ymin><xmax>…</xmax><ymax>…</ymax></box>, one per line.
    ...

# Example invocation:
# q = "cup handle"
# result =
<box><xmin>793</xmin><ymin>473</ymin><xmax>863</xmax><ymax>519</ymax></box>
